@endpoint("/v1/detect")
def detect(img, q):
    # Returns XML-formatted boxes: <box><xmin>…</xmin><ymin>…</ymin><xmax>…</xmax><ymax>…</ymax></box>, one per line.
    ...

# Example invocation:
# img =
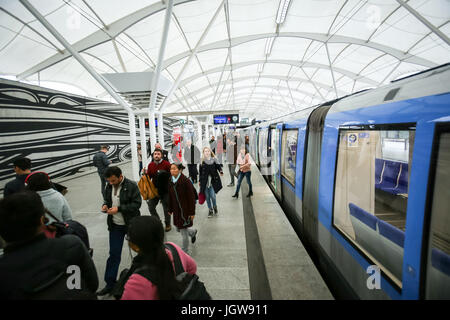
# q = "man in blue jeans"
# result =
<box><xmin>97</xmin><ymin>166</ymin><xmax>141</xmax><ymax>297</ymax></box>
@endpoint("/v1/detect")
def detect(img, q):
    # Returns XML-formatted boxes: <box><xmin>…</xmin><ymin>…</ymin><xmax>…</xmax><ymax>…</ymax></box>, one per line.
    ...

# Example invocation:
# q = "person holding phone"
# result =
<box><xmin>97</xmin><ymin>166</ymin><xmax>141</xmax><ymax>297</ymax></box>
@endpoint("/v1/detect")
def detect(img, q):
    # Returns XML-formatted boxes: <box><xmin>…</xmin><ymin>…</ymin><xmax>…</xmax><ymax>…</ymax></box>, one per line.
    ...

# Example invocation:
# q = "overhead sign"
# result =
<box><xmin>213</xmin><ymin>114</ymin><xmax>239</xmax><ymax>124</ymax></box>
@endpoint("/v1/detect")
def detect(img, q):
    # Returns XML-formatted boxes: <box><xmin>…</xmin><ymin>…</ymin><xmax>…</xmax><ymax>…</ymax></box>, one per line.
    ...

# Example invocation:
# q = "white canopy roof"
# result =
<box><xmin>1</xmin><ymin>0</ymin><xmax>449</xmax><ymax>119</ymax></box>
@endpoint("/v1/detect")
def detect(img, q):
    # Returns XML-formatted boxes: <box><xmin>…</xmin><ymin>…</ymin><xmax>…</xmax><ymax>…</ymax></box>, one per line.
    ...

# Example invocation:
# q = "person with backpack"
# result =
<box><xmin>168</xmin><ymin>163</ymin><xmax>198</xmax><ymax>253</ymax></box>
<box><xmin>97</xmin><ymin>166</ymin><xmax>142</xmax><ymax>297</ymax></box>
<box><xmin>120</xmin><ymin>216</ymin><xmax>197</xmax><ymax>300</ymax></box>
<box><xmin>199</xmin><ymin>147</ymin><xmax>223</xmax><ymax>218</ymax></box>
<box><xmin>183</xmin><ymin>139</ymin><xmax>201</xmax><ymax>183</ymax></box>
<box><xmin>93</xmin><ymin>145</ymin><xmax>112</xmax><ymax>200</ymax></box>
<box><xmin>0</xmin><ymin>191</ymin><xmax>98</xmax><ymax>300</ymax></box>
<box><xmin>25</xmin><ymin>171</ymin><xmax>72</xmax><ymax>222</ymax></box>
<box><xmin>146</xmin><ymin>148</ymin><xmax>172</xmax><ymax>232</ymax></box>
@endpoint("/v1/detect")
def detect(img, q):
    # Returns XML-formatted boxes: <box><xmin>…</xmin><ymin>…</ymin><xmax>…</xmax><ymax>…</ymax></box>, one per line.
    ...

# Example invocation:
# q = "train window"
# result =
<box><xmin>333</xmin><ymin>125</ymin><xmax>415</xmax><ymax>287</ymax></box>
<box><xmin>424</xmin><ymin>130</ymin><xmax>450</xmax><ymax>299</ymax></box>
<box><xmin>281</xmin><ymin>130</ymin><xmax>298</xmax><ymax>186</ymax></box>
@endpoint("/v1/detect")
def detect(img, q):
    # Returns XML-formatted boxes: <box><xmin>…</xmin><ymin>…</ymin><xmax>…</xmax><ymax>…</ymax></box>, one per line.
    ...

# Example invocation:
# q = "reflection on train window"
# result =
<box><xmin>425</xmin><ymin>131</ymin><xmax>450</xmax><ymax>299</ymax></box>
<box><xmin>333</xmin><ymin>127</ymin><xmax>415</xmax><ymax>287</ymax></box>
<box><xmin>259</xmin><ymin>130</ymin><xmax>269</xmax><ymax>171</ymax></box>
<box><xmin>281</xmin><ymin>130</ymin><xmax>298</xmax><ymax>186</ymax></box>
<box><xmin>271</xmin><ymin>129</ymin><xmax>280</xmax><ymax>194</ymax></box>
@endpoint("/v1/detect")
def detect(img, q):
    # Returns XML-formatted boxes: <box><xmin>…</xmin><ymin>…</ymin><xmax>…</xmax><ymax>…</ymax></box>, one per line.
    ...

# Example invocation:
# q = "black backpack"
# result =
<box><xmin>112</xmin><ymin>243</ymin><xmax>211</xmax><ymax>300</ymax></box>
<box><xmin>45</xmin><ymin>210</ymin><xmax>93</xmax><ymax>256</ymax></box>
<box><xmin>165</xmin><ymin>243</ymin><xmax>211</xmax><ymax>300</ymax></box>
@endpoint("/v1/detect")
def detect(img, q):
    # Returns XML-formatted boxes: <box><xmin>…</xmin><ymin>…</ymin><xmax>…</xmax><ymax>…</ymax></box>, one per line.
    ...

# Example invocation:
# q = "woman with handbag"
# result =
<box><xmin>232</xmin><ymin>146</ymin><xmax>253</xmax><ymax>199</ymax></box>
<box><xmin>168</xmin><ymin>163</ymin><xmax>198</xmax><ymax>253</ymax></box>
<box><xmin>198</xmin><ymin>147</ymin><xmax>223</xmax><ymax>218</ymax></box>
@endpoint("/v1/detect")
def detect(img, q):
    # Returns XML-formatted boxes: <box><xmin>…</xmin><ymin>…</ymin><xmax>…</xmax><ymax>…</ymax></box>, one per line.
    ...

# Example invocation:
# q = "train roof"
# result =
<box><xmin>329</xmin><ymin>63</ymin><xmax>450</xmax><ymax>114</ymax></box>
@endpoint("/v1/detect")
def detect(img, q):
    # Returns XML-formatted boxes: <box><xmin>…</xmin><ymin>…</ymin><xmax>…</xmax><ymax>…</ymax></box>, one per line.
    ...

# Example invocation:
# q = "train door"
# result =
<box><xmin>421</xmin><ymin>123</ymin><xmax>450</xmax><ymax>299</ymax></box>
<box><xmin>302</xmin><ymin>105</ymin><xmax>332</xmax><ymax>246</ymax></box>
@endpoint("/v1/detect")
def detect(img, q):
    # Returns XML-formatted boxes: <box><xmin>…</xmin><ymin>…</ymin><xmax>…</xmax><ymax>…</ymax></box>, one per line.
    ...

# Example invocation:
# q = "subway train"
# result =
<box><xmin>242</xmin><ymin>63</ymin><xmax>450</xmax><ymax>299</ymax></box>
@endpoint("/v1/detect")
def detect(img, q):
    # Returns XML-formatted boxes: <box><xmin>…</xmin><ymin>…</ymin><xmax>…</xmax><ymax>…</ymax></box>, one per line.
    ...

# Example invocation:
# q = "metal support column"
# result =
<box><xmin>148</xmin><ymin>0</ymin><xmax>174</xmax><ymax>150</ymax></box>
<box><xmin>139</xmin><ymin>116</ymin><xmax>148</xmax><ymax>168</ymax></box>
<box><xmin>159</xmin><ymin>0</ymin><xmax>226</xmax><ymax>112</ymax></box>
<box><xmin>197</xmin><ymin>121</ymin><xmax>203</xmax><ymax>149</ymax></box>
<box><xmin>158</xmin><ymin>112</ymin><xmax>165</xmax><ymax>149</ymax></box>
<box><xmin>19</xmin><ymin>0</ymin><xmax>141</xmax><ymax>180</ymax></box>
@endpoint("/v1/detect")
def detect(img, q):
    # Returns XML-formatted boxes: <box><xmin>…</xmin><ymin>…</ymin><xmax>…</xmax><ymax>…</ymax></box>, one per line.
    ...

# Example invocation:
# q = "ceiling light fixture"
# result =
<box><xmin>276</xmin><ymin>0</ymin><xmax>292</xmax><ymax>24</ymax></box>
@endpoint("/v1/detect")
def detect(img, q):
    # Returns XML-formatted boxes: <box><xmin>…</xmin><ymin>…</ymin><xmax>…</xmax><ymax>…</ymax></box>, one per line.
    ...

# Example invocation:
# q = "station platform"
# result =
<box><xmin>58</xmin><ymin>158</ymin><xmax>332</xmax><ymax>300</ymax></box>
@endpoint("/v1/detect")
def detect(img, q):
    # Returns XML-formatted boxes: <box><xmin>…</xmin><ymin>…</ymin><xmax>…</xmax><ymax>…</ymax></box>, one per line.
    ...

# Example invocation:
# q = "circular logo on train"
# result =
<box><xmin>348</xmin><ymin>133</ymin><xmax>357</xmax><ymax>143</ymax></box>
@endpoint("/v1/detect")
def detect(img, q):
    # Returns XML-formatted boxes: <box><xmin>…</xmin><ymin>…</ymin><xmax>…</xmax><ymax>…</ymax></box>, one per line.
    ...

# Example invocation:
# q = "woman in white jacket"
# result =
<box><xmin>25</xmin><ymin>171</ymin><xmax>72</xmax><ymax>222</ymax></box>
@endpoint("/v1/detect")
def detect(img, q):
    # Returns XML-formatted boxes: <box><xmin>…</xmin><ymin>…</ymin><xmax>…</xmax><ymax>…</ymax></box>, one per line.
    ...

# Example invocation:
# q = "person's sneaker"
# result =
<box><xmin>213</xmin><ymin>206</ymin><xmax>218</xmax><ymax>215</ymax></box>
<box><xmin>191</xmin><ymin>229</ymin><xmax>198</xmax><ymax>244</ymax></box>
<box><xmin>208</xmin><ymin>209</ymin><xmax>213</xmax><ymax>218</ymax></box>
<box><xmin>97</xmin><ymin>286</ymin><xmax>113</xmax><ymax>296</ymax></box>
<box><xmin>165</xmin><ymin>224</ymin><xmax>172</xmax><ymax>232</ymax></box>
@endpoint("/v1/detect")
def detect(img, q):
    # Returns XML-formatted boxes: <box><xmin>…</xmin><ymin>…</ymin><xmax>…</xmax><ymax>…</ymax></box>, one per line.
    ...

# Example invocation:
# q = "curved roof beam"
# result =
<box><xmin>199</xmin><ymin>86</ymin><xmax>306</xmax><ymax>108</ymax></box>
<box><xmin>162</xmin><ymin>32</ymin><xmax>437</xmax><ymax>70</ymax></box>
<box><xmin>168</xmin><ymin>75</ymin><xmax>346</xmax><ymax>107</ymax></box>
<box><xmin>179</xmin><ymin>59</ymin><xmax>379</xmax><ymax>87</ymax></box>
<box><xmin>17</xmin><ymin>0</ymin><xmax>194</xmax><ymax>79</ymax></box>
<box><xmin>172</xmin><ymin>84</ymin><xmax>314</xmax><ymax>109</ymax></box>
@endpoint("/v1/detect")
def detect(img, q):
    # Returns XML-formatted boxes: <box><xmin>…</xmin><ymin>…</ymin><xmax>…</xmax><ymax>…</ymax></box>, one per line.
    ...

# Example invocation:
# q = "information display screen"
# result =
<box><xmin>213</xmin><ymin>114</ymin><xmax>239</xmax><ymax>124</ymax></box>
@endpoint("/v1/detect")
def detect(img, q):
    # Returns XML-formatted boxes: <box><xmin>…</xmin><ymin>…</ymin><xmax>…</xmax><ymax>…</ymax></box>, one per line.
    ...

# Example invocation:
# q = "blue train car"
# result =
<box><xmin>245</xmin><ymin>64</ymin><xmax>450</xmax><ymax>299</ymax></box>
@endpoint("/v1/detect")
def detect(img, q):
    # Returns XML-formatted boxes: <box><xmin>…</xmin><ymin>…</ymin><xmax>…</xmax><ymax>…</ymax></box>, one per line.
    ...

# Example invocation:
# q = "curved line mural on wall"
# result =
<box><xmin>0</xmin><ymin>79</ymin><xmax>182</xmax><ymax>194</ymax></box>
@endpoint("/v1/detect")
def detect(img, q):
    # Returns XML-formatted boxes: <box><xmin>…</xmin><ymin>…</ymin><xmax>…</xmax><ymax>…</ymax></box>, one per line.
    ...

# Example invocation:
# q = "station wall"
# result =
<box><xmin>0</xmin><ymin>79</ymin><xmax>178</xmax><ymax>194</ymax></box>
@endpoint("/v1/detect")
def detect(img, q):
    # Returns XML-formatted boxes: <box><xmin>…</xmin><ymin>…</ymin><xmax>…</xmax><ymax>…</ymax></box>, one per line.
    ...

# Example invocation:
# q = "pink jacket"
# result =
<box><xmin>121</xmin><ymin>242</ymin><xmax>197</xmax><ymax>300</ymax></box>
<box><xmin>236</xmin><ymin>153</ymin><xmax>251</xmax><ymax>173</ymax></box>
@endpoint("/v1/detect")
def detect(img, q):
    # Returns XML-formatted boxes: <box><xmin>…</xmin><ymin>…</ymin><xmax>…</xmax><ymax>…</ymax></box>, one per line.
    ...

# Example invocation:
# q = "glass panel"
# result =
<box><xmin>281</xmin><ymin>130</ymin><xmax>298</xmax><ymax>186</ymax></box>
<box><xmin>333</xmin><ymin>126</ymin><xmax>415</xmax><ymax>287</ymax></box>
<box><xmin>271</xmin><ymin>129</ymin><xmax>280</xmax><ymax>195</ymax></box>
<box><xmin>425</xmin><ymin>130</ymin><xmax>450</xmax><ymax>299</ymax></box>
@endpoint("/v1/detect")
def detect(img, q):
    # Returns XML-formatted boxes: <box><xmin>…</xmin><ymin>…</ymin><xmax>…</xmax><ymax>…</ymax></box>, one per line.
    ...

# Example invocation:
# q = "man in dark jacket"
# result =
<box><xmin>183</xmin><ymin>140</ymin><xmax>201</xmax><ymax>183</ymax></box>
<box><xmin>146</xmin><ymin>149</ymin><xmax>172</xmax><ymax>232</ymax></box>
<box><xmin>3</xmin><ymin>157</ymin><xmax>31</xmax><ymax>197</ymax></box>
<box><xmin>93</xmin><ymin>145</ymin><xmax>111</xmax><ymax>200</ymax></box>
<box><xmin>0</xmin><ymin>192</ymin><xmax>98</xmax><ymax>300</ymax></box>
<box><xmin>226</xmin><ymin>133</ymin><xmax>238</xmax><ymax>187</ymax></box>
<box><xmin>97</xmin><ymin>166</ymin><xmax>141</xmax><ymax>296</ymax></box>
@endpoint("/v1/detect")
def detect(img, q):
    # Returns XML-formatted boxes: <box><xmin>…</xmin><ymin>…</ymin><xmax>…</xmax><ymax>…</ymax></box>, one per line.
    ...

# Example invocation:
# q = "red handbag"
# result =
<box><xmin>198</xmin><ymin>192</ymin><xmax>206</xmax><ymax>205</ymax></box>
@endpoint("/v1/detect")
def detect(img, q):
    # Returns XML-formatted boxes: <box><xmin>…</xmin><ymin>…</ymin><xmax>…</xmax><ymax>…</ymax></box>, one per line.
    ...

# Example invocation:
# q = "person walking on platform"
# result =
<box><xmin>232</xmin><ymin>146</ymin><xmax>253</xmax><ymax>199</ymax></box>
<box><xmin>209</xmin><ymin>136</ymin><xmax>216</xmax><ymax>154</ymax></box>
<box><xmin>137</xmin><ymin>143</ymin><xmax>143</xmax><ymax>175</ymax></box>
<box><xmin>0</xmin><ymin>192</ymin><xmax>98</xmax><ymax>300</ymax></box>
<box><xmin>199</xmin><ymin>147</ymin><xmax>223</xmax><ymax>218</ymax></box>
<box><xmin>183</xmin><ymin>140</ymin><xmax>201</xmax><ymax>183</ymax></box>
<box><xmin>97</xmin><ymin>166</ymin><xmax>141</xmax><ymax>297</ymax></box>
<box><xmin>3</xmin><ymin>157</ymin><xmax>32</xmax><ymax>197</ymax></box>
<box><xmin>120</xmin><ymin>216</ymin><xmax>197</xmax><ymax>300</ymax></box>
<box><xmin>146</xmin><ymin>149</ymin><xmax>172</xmax><ymax>232</ymax></box>
<box><xmin>25</xmin><ymin>171</ymin><xmax>72</xmax><ymax>222</ymax></box>
<box><xmin>168</xmin><ymin>163</ymin><xmax>198</xmax><ymax>253</ymax></box>
<box><xmin>150</xmin><ymin>142</ymin><xmax>169</xmax><ymax>162</ymax></box>
<box><xmin>215</xmin><ymin>134</ymin><xmax>224</xmax><ymax>165</ymax></box>
<box><xmin>226</xmin><ymin>134</ymin><xmax>238</xmax><ymax>187</ymax></box>
<box><xmin>93</xmin><ymin>145</ymin><xmax>111</xmax><ymax>200</ymax></box>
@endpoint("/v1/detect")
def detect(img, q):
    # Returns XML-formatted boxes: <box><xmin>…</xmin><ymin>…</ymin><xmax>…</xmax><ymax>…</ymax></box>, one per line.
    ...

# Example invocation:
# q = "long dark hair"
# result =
<box><xmin>127</xmin><ymin>216</ymin><xmax>183</xmax><ymax>299</ymax></box>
